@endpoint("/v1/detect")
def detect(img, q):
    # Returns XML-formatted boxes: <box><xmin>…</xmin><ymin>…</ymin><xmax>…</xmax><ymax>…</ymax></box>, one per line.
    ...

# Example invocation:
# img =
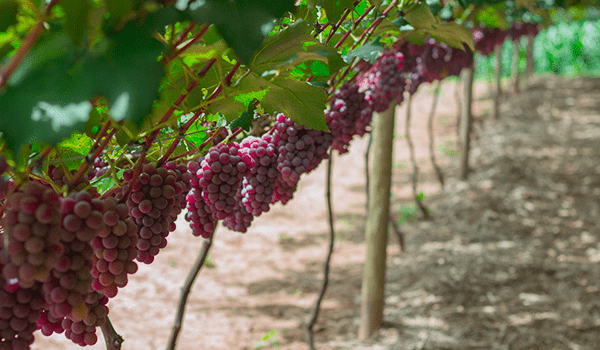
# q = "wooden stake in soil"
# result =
<box><xmin>459</xmin><ymin>67</ymin><xmax>474</xmax><ymax>180</ymax></box>
<box><xmin>428</xmin><ymin>81</ymin><xmax>445</xmax><ymax>188</ymax></box>
<box><xmin>493</xmin><ymin>44</ymin><xmax>503</xmax><ymax>120</ymax></box>
<box><xmin>525</xmin><ymin>34</ymin><xmax>535</xmax><ymax>80</ymax></box>
<box><xmin>512</xmin><ymin>39</ymin><xmax>520</xmax><ymax>94</ymax></box>
<box><xmin>405</xmin><ymin>94</ymin><xmax>429</xmax><ymax>218</ymax></box>
<box><xmin>359</xmin><ymin>103</ymin><xmax>396</xmax><ymax>340</ymax></box>
<box><xmin>366</xmin><ymin>132</ymin><xmax>405</xmax><ymax>252</ymax></box>
<box><xmin>306</xmin><ymin>151</ymin><xmax>336</xmax><ymax>350</ymax></box>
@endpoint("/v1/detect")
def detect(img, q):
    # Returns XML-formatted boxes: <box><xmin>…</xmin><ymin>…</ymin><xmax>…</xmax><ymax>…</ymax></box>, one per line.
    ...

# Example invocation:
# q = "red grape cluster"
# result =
<box><xmin>197</xmin><ymin>143</ymin><xmax>251</xmax><ymax>220</ymax></box>
<box><xmin>509</xmin><ymin>22</ymin><xmax>539</xmax><ymax>40</ymax></box>
<box><xmin>90</xmin><ymin>197</ymin><xmax>138</xmax><ymax>298</ymax></box>
<box><xmin>238</xmin><ymin>135</ymin><xmax>278</xmax><ymax>216</ymax></box>
<box><xmin>396</xmin><ymin>38</ymin><xmax>474</xmax><ymax>94</ymax></box>
<box><xmin>324</xmin><ymin>83</ymin><xmax>373</xmax><ymax>154</ymax></box>
<box><xmin>0</xmin><ymin>245</ymin><xmax>45</xmax><ymax>350</ymax></box>
<box><xmin>61</xmin><ymin>291</ymin><xmax>108</xmax><ymax>346</ymax></box>
<box><xmin>358</xmin><ymin>51</ymin><xmax>406</xmax><ymax>112</ymax></box>
<box><xmin>42</xmin><ymin>190</ymin><xmax>103</xmax><ymax>321</ymax></box>
<box><xmin>273</xmin><ymin>114</ymin><xmax>319</xmax><ymax>185</ymax></box>
<box><xmin>1</xmin><ymin>182</ymin><xmax>64</xmax><ymax>289</ymax></box>
<box><xmin>185</xmin><ymin>158</ymin><xmax>217</xmax><ymax>239</ymax></box>
<box><xmin>121</xmin><ymin>162</ymin><xmax>191</xmax><ymax>264</ymax></box>
<box><xmin>87</xmin><ymin>157</ymin><xmax>110</xmax><ymax>181</ymax></box>
<box><xmin>472</xmin><ymin>27</ymin><xmax>508</xmax><ymax>56</ymax></box>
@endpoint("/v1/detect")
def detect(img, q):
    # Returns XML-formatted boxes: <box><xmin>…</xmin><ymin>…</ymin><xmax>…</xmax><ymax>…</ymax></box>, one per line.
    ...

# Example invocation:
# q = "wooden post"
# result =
<box><xmin>512</xmin><ymin>39</ymin><xmax>520</xmax><ymax>94</ymax></box>
<box><xmin>459</xmin><ymin>67</ymin><xmax>474</xmax><ymax>180</ymax></box>
<box><xmin>525</xmin><ymin>34</ymin><xmax>535</xmax><ymax>78</ymax></box>
<box><xmin>493</xmin><ymin>44</ymin><xmax>502</xmax><ymax>120</ymax></box>
<box><xmin>358</xmin><ymin>102</ymin><xmax>396</xmax><ymax>340</ymax></box>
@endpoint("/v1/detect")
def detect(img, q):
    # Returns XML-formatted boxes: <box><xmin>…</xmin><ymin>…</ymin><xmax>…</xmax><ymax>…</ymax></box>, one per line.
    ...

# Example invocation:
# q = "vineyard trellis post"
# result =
<box><xmin>358</xmin><ymin>102</ymin><xmax>396</xmax><ymax>340</ymax></box>
<box><xmin>494</xmin><ymin>44</ymin><xmax>503</xmax><ymax>120</ymax></box>
<box><xmin>526</xmin><ymin>33</ymin><xmax>535</xmax><ymax>79</ymax></box>
<box><xmin>459</xmin><ymin>66</ymin><xmax>474</xmax><ymax>180</ymax></box>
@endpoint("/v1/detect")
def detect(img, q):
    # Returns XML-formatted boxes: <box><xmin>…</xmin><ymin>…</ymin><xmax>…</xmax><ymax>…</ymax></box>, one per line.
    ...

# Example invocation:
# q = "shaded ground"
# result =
<box><xmin>32</xmin><ymin>75</ymin><xmax>600</xmax><ymax>350</ymax></box>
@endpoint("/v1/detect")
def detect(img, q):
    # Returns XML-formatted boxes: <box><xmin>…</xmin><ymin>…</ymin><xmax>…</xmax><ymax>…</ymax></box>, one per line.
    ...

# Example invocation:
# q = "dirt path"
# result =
<box><xmin>32</xmin><ymin>75</ymin><xmax>600</xmax><ymax>350</ymax></box>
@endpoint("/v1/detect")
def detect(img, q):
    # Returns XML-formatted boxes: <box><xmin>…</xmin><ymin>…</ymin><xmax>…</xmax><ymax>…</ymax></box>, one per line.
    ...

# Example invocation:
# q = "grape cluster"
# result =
<box><xmin>1</xmin><ymin>182</ymin><xmax>65</xmax><ymax>288</ymax></box>
<box><xmin>324</xmin><ymin>83</ymin><xmax>372</xmax><ymax>154</ymax></box>
<box><xmin>396</xmin><ymin>38</ymin><xmax>474</xmax><ymax>94</ymax></box>
<box><xmin>42</xmin><ymin>190</ymin><xmax>103</xmax><ymax>321</ymax></box>
<box><xmin>472</xmin><ymin>27</ymin><xmax>508</xmax><ymax>56</ymax></box>
<box><xmin>220</xmin><ymin>135</ymin><xmax>277</xmax><ymax>233</ymax></box>
<box><xmin>0</xmin><ymin>244</ymin><xmax>45</xmax><ymax>350</ymax></box>
<box><xmin>61</xmin><ymin>292</ymin><xmax>108</xmax><ymax>346</ymax></box>
<box><xmin>273</xmin><ymin>114</ymin><xmax>318</xmax><ymax>185</ymax></box>
<box><xmin>509</xmin><ymin>22</ymin><xmax>539</xmax><ymax>40</ymax></box>
<box><xmin>197</xmin><ymin>143</ymin><xmax>251</xmax><ymax>220</ymax></box>
<box><xmin>122</xmin><ymin>162</ymin><xmax>191</xmax><ymax>264</ymax></box>
<box><xmin>90</xmin><ymin>197</ymin><xmax>138</xmax><ymax>298</ymax></box>
<box><xmin>185</xmin><ymin>158</ymin><xmax>217</xmax><ymax>238</ymax></box>
<box><xmin>87</xmin><ymin>157</ymin><xmax>110</xmax><ymax>181</ymax></box>
<box><xmin>359</xmin><ymin>51</ymin><xmax>406</xmax><ymax>113</ymax></box>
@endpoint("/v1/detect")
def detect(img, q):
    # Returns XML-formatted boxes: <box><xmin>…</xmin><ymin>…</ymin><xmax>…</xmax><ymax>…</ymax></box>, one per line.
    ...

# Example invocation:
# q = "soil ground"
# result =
<box><xmin>32</xmin><ymin>74</ymin><xmax>600</xmax><ymax>350</ymax></box>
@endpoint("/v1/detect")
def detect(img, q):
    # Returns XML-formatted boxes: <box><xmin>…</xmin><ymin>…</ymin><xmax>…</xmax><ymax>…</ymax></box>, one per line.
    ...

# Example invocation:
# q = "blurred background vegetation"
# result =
<box><xmin>476</xmin><ymin>6</ymin><xmax>600</xmax><ymax>78</ymax></box>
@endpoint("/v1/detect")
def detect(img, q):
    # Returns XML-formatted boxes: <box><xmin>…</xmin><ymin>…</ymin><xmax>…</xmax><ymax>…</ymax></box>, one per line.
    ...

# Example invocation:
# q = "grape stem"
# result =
<box><xmin>167</xmin><ymin>228</ymin><xmax>216</xmax><ymax>350</ymax></box>
<box><xmin>100</xmin><ymin>316</ymin><xmax>124</xmax><ymax>350</ymax></box>
<box><xmin>305</xmin><ymin>149</ymin><xmax>335</xmax><ymax>350</ymax></box>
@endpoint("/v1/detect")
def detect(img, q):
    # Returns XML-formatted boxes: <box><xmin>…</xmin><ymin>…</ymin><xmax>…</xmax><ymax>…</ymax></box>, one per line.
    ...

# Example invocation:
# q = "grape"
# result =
<box><xmin>272</xmin><ymin>114</ymin><xmax>318</xmax><ymax>186</ymax></box>
<box><xmin>358</xmin><ymin>51</ymin><xmax>406</xmax><ymax>113</ymax></box>
<box><xmin>271</xmin><ymin>176</ymin><xmax>299</xmax><ymax>205</ymax></box>
<box><xmin>1</xmin><ymin>182</ymin><xmax>65</xmax><ymax>288</ymax></box>
<box><xmin>324</xmin><ymin>83</ymin><xmax>373</xmax><ymax>154</ymax></box>
<box><xmin>197</xmin><ymin>143</ymin><xmax>252</xmax><ymax>221</ymax></box>
<box><xmin>0</xmin><ymin>157</ymin><xmax>9</xmax><ymax>200</ymax></box>
<box><xmin>90</xmin><ymin>197</ymin><xmax>138</xmax><ymax>298</ymax></box>
<box><xmin>87</xmin><ymin>157</ymin><xmax>110</xmax><ymax>181</ymax></box>
<box><xmin>472</xmin><ymin>27</ymin><xmax>508</xmax><ymax>56</ymax></box>
<box><xmin>42</xmin><ymin>189</ymin><xmax>105</xmax><ymax>322</ymax></box>
<box><xmin>0</xmin><ymin>247</ymin><xmax>45</xmax><ymax>349</ymax></box>
<box><xmin>60</xmin><ymin>292</ymin><xmax>107</xmax><ymax>346</ymax></box>
<box><xmin>121</xmin><ymin>162</ymin><xmax>191</xmax><ymax>264</ymax></box>
<box><xmin>238</xmin><ymin>135</ymin><xmax>278</xmax><ymax>216</ymax></box>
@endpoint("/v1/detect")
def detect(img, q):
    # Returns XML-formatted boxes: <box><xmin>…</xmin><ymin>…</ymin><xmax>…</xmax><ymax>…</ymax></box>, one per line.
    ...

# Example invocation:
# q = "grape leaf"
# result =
<box><xmin>61</xmin><ymin>0</ymin><xmax>92</xmax><ymax>45</ymax></box>
<box><xmin>0</xmin><ymin>0</ymin><xmax>19</xmax><ymax>32</ymax></box>
<box><xmin>426</xmin><ymin>21</ymin><xmax>475</xmax><ymax>51</ymax></box>
<box><xmin>186</xmin><ymin>0</ymin><xmax>297</xmax><ymax>63</ymax></box>
<box><xmin>250</xmin><ymin>20</ymin><xmax>345</xmax><ymax>77</ymax></box>
<box><xmin>343</xmin><ymin>36</ymin><xmax>384</xmax><ymax>63</ymax></box>
<box><xmin>404</xmin><ymin>1</ymin><xmax>438</xmax><ymax>30</ymax></box>
<box><xmin>229</xmin><ymin>100</ymin><xmax>258</xmax><ymax>131</ymax></box>
<box><xmin>313</xmin><ymin>0</ymin><xmax>354</xmax><ymax>23</ymax></box>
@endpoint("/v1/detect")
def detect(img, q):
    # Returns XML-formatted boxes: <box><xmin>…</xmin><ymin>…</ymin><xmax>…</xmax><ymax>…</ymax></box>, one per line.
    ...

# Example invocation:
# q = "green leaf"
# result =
<box><xmin>186</xmin><ymin>0</ymin><xmax>297</xmax><ymax>63</ymax></box>
<box><xmin>0</xmin><ymin>0</ymin><xmax>19</xmax><ymax>32</ymax></box>
<box><xmin>56</xmin><ymin>132</ymin><xmax>93</xmax><ymax>171</ymax></box>
<box><xmin>106</xmin><ymin>0</ymin><xmax>138</xmax><ymax>28</ymax></box>
<box><xmin>426</xmin><ymin>21</ymin><xmax>474</xmax><ymax>51</ymax></box>
<box><xmin>315</xmin><ymin>0</ymin><xmax>354</xmax><ymax>23</ymax></box>
<box><xmin>84</xmin><ymin>108</ymin><xmax>104</xmax><ymax>138</ymax></box>
<box><xmin>343</xmin><ymin>35</ymin><xmax>383</xmax><ymax>63</ymax></box>
<box><xmin>229</xmin><ymin>100</ymin><xmax>258</xmax><ymax>131</ymax></box>
<box><xmin>250</xmin><ymin>20</ymin><xmax>345</xmax><ymax>77</ymax></box>
<box><xmin>210</xmin><ymin>73</ymin><xmax>327</xmax><ymax>131</ymax></box>
<box><xmin>61</xmin><ymin>0</ymin><xmax>92</xmax><ymax>45</ymax></box>
<box><xmin>404</xmin><ymin>1</ymin><xmax>438</xmax><ymax>30</ymax></box>
<box><xmin>0</xmin><ymin>8</ymin><xmax>170</xmax><ymax>156</ymax></box>
<box><xmin>403</xmin><ymin>29</ymin><xmax>427</xmax><ymax>45</ymax></box>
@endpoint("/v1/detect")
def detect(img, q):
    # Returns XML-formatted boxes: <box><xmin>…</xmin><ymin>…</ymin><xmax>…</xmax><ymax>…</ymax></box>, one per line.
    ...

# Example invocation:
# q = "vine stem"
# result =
<box><xmin>100</xmin><ymin>316</ymin><xmax>124</xmax><ymax>350</ymax></box>
<box><xmin>427</xmin><ymin>80</ymin><xmax>444</xmax><ymax>188</ymax></box>
<box><xmin>405</xmin><ymin>93</ymin><xmax>429</xmax><ymax>218</ymax></box>
<box><xmin>306</xmin><ymin>149</ymin><xmax>335</xmax><ymax>350</ymax></box>
<box><xmin>167</xmin><ymin>229</ymin><xmax>216</xmax><ymax>350</ymax></box>
<box><xmin>0</xmin><ymin>0</ymin><xmax>61</xmax><ymax>90</ymax></box>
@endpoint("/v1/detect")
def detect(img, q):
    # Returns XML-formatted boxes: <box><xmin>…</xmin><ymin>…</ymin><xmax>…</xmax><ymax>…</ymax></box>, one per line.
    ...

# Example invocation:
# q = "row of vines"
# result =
<box><xmin>0</xmin><ymin>0</ymin><xmax>596</xmax><ymax>349</ymax></box>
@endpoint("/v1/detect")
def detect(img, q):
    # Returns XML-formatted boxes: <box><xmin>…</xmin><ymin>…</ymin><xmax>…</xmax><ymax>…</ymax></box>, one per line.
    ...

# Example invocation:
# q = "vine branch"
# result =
<box><xmin>306</xmin><ymin>149</ymin><xmax>335</xmax><ymax>350</ymax></box>
<box><xmin>101</xmin><ymin>316</ymin><xmax>124</xmax><ymax>350</ymax></box>
<box><xmin>167</xmin><ymin>228</ymin><xmax>216</xmax><ymax>350</ymax></box>
<box><xmin>405</xmin><ymin>93</ymin><xmax>429</xmax><ymax>218</ymax></box>
<box><xmin>428</xmin><ymin>80</ymin><xmax>445</xmax><ymax>188</ymax></box>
